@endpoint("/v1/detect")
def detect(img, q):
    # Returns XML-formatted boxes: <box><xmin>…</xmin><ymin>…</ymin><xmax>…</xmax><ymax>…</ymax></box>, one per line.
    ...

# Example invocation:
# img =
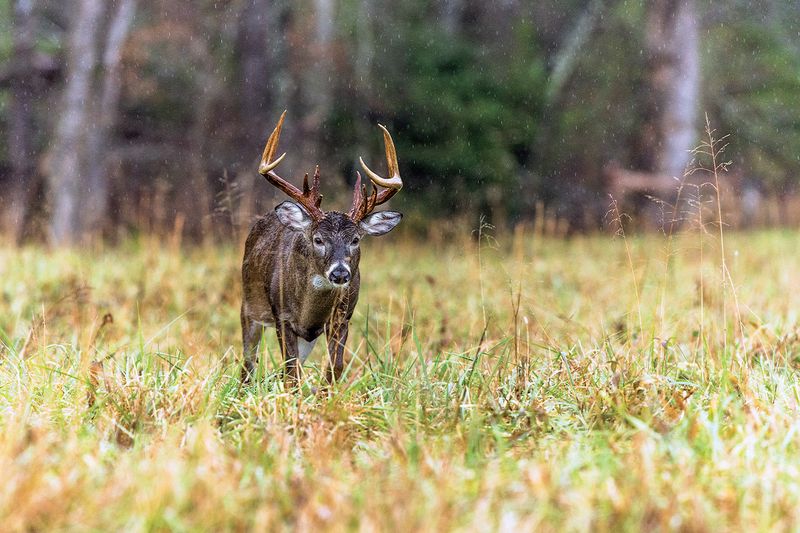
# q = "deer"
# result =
<box><xmin>240</xmin><ymin>111</ymin><xmax>403</xmax><ymax>388</ymax></box>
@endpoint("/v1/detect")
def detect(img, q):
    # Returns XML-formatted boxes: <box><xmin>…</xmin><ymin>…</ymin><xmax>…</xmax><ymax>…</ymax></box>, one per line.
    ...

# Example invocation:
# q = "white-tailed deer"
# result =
<box><xmin>241</xmin><ymin>112</ymin><xmax>403</xmax><ymax>387</ymax></box>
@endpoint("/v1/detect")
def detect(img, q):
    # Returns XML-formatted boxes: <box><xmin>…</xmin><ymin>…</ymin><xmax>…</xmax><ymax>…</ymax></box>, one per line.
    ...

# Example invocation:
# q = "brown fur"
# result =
<box><xmin>240</xmin><ymin>211</ymin><xmax>361</xmax><ymax>387</ymax></box>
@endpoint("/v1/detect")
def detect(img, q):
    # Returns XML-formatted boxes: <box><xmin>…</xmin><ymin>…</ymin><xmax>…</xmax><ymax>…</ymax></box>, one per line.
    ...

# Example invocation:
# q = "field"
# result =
<box><xmin>2</xmin><ymin>225</ymin><xmax>800</xmax><ymax>531</ymax></box>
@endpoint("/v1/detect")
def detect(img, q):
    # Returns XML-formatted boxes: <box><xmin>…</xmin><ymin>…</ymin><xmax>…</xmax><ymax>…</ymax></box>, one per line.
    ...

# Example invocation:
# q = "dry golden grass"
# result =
<box><xmin>2</xmin><ymin>223</ymin><xmax>800</xmax><ymax>531</ymax></box>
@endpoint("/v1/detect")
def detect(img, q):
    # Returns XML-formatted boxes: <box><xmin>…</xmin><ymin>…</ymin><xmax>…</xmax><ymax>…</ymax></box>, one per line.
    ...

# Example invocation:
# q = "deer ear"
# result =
<box><xmin>359</xmin><ymin>211</ymin><xmax>402</xmax><ymax>236</ymax></box>
<box><xmin>275</xmin><ymin>201</ymin><xmax>312</xmax><ymax>231</ymax></box>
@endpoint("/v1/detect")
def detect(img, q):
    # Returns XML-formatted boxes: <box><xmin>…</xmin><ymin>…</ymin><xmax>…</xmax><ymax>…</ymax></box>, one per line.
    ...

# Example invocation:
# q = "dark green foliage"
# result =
<box><xmin>380</xmin><ymin>14</ymin><xmax>545</xmax><ymax>218</ymax></box>
<box><xmin>704</xmin><ymin>18</ymin><xmax>800</xmax><ymax>192</ymax></box>
<box><xmin>391</xmin><ymin>22</ymin><xmax>544</xmax><ymax>218</ymax></box>
<box><xmin>329</xmin><ymin>1</ymin><xmax>546</xmax><ymax>222</ymax></box>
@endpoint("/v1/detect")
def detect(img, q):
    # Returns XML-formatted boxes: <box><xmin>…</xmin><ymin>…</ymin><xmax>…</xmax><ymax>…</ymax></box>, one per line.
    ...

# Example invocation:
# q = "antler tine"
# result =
<box><xmin>358</xmin><ymin>124</ymin><xmax>402</xmax><ymax>190</ymax></box>
<box><xmin>312</xmin><ymin>166</ymin><xmax>323</xmax><ymax>208</ymax></box>
<box><xmin>350</xmin><ymin>124</ymin><xmax>403</xmax><ymax>220</ymax></box>
<box><xmin>350</xmin><ymin>171</ymin><xmax>364</xmax><ymax>220</ymax></box>
<box><xmin>259</xmin><ymin>110</ymin><xmax>287</xmax><ymax>174</ymax></box>
<box><xmin>366</xmin><ymin>181</ymin><xmax>378</xmax><ymax>214</ymax></box>
<box><xmin>258</xmin><ymin>111</ymin><xmax>324</xmax><ymax>220</ymax></box>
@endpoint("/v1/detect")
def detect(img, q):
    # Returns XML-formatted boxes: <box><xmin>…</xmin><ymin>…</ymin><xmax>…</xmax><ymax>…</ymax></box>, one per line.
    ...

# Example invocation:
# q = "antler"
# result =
<box><xmin>259</xmin><ymin>111</ymin><xmax>324</xmax><ymax>220</ymax></box>
<box><xmin>349</xmin><ymin>124</ymin><xmax>403</xmax><ymax>221</ymax></box>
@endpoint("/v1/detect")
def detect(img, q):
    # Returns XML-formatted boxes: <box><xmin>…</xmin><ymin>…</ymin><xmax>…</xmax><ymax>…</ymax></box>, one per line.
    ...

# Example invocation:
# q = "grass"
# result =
<box><xmin>2</xmin><ymin>223</ymin><xmax>800</xmax><ymax>531</ymax></box>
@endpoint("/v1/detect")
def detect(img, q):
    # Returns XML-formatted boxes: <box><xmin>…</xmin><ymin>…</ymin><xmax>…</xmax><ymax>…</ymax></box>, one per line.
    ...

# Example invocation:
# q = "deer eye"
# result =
<box><xmin>313</xmin><ymin>236</ymin><xmax>324</xmax><ymax>246</ymax></box>
<box><xmin>351</xmin><ymin>237</ymin><xmax>360</xmax><ymax>245</ymax></box>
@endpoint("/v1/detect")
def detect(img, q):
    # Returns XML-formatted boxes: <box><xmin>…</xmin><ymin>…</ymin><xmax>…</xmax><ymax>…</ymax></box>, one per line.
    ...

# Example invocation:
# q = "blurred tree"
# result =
<box><xmin>592</xmin><ymin>0</ymin><xmax>701</xmax><ymax>227</ymax></box>
<box><xmin>286</xmin><ymin>0</ymin><xmax>336</xmax><ymax>176</ymax></box>
<box><xmin>45</xmin><ymin>0</ymin><xmax>137</xmax><ymax>244</ymax></box>
<box><xmin>534</xmin><ymin>1</ymin><xmax>646</xmax><ymax>228</ymax></box>
<box><xmin>543</xmin><ymin>0</ymin><xmax>605</xmax><ymax>105</ymax></box>
<box><xmin>83</xmin><ymin>0</ymin><xmax>137</xmax><ymax>233</ymax></box>
<box><xmin>637</xmin><ymin>0</ymin><xmax>698</xmax><ymax>182</ymax></box>
<box><xmin>532</xmin><ymin>0</ymin><xmax>617</xmax><ymax>229</ymax></box>
<box><xmin>4</xmin><ymin>0</ymin><xmax>36</xmax><ymax>241</ymax></box>
<box><xmin>306</xmin><ymin>0</ymin><xmax>335</xmax><ymax>143</ymax></box>
<box><xmin>704</xmin><ymin>2</ymin><xmax>800</xmax><ymax>208</ymax></box>
<box><xmin>235</xmin><ymin>0</ymin><xmax>286</xmax><ymax>224</ymax></box>
<box><xmin>237</xmin><ymin>0</ymin><xmax>277</xmax><ymax>144</ymax></box>
<box><xmin>114</xmin><ymin>0</ymin><xmax>234</xmax><ymax>239</ymax></box>
<box><xmin>46</xmin><ymin>0</ymin><xmax>105</xmax><ymax>244</ymax></box>
<box><xmin>437</xmin><ymin>0</ymin><xmax>462</xmax><ymax>35</ymax></box>
<box><xmin>234</xmin><ymin>0</ymin><xmax>337</xmax><ymax>221</ymax></box>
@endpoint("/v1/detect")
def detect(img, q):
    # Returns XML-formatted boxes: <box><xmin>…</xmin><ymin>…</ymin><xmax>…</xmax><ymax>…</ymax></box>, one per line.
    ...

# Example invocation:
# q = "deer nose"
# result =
<box><xmin>328</xmin><ymin>266</ymin><xmax>351</xmax><ymax>286</ymax></box>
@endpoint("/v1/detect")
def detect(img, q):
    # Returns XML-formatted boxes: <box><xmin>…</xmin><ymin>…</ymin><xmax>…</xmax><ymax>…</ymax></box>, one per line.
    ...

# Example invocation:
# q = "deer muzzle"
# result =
<box><xmin>327</xmin><ymin>263</ymin><xmax>351</xmax><ymax>286</ymax></box>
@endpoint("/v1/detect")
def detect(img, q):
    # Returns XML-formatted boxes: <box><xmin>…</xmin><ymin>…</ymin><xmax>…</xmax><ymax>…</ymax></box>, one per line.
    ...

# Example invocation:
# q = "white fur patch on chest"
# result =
<box><xmin>298</xmin><ymin>338</ymin><xmax>318</xmax><ymax>363</ymax></box>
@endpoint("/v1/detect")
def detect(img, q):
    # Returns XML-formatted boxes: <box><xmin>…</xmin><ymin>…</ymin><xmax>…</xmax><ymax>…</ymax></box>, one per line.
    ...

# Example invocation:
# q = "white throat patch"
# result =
<box><xmin>311</xmin><ymin>274</ymin><xmax>330</xmax><ymax>290</ymax></box>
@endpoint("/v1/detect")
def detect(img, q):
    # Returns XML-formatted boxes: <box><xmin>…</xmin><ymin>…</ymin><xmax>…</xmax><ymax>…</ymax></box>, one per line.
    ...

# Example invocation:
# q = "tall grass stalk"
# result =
<box><xmin>690</xmin><ymin>116</ymin><xmax>745</xmax><ymax>368</ymax></box>
<box><xmin>608</xmin><ymin>196</ymin><xmax>645</xmax><ymax>345</ymax></box>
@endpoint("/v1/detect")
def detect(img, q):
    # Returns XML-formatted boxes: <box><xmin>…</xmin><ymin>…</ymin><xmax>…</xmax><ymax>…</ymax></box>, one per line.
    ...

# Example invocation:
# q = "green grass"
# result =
<box><xmin>1</xmin><ymin>228</ymin><xmax>800</xmax><ymax>531</ymax></box>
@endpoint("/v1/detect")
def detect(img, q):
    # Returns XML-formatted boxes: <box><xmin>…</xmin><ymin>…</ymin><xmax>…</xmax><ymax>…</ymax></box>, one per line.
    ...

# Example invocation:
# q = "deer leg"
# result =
<box><xmin>241</xmin><ymin>308</ymin><xmax>263</xmax><ymax>383</ymax></box>
<box><xmin>275</xmin><ymin>321</ymin><xmax>301</xmax><ymax>389</ymax></box>
<box><xmin>325</xmin><ymin>318</ymin><xmax>349</xmax><ymax>385</ymax></box>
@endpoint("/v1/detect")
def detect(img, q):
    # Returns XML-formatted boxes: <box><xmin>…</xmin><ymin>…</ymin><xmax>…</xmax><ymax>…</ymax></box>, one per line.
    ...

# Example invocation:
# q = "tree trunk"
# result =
<box><xmin>236</xmin><ymin>0</ymin><xmax>289</xmax><ymax>225</ymax></box>
<box><xmin>544</xmin><ymin>0</ymin><xmax>605</xmax><ymax>104</ymax></box>
<box><xmin>83</xmin><ymin>0</ymin><xmax>137</xmax><ymax>235</ymax></box>
<box><xmin>624</xmin><ymin>0</ymin><xmax>699</xmax><ymax>227</ymax></box>
<box><xmin>294</xmin><ymin>0</ymin><xmax>335</xmax><ymax>170</ymax></box>
<box><xmin>309</xmin><ymin>0</ymin><xmax>334</xmax><ymax>124</ymax></box>
<box><xmin>47</xmin><ymin>0</ymin><xmax>105</xmax><ymax>245</ymax></box>
<box><xmin>346</xmin><ymin>0</ymin><xmax>374</xmax><ymax>183</ymax></box>
<box><xmin>185</xmin><ymin>69</ymin><xmax>218</xmax><ymax>241</ymax></box>
<box><xmin>173</xmin><ymin>32</ymin><xmax>224</xmax><ymax>241</ymax></box>
<box><xmin>5</xmin><ymin>0</ymin><xmax>37</xmax><ymax>241</ymax></box>
<box><xmin>438</xmin><ymin>0</ymin><xmax>464</xmax><ymax>36</ymax></box>
<box><xmin>641</xmin><ymin>0</ymin><xmax>699</xmax><ymax>180</ymax></box>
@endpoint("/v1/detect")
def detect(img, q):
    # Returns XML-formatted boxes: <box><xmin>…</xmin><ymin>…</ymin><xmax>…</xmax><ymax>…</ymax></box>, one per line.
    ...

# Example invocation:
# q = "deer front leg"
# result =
<box><xmin>241</xmin><ymin>306</ymin><xmax>263</xmax><ymax>383</ymax></box>
<box><xmin>325</xmin><ymin>316</ymin><xmax>349</xmax><ymax>385</ymax></box>
<box><xmin>275</xmin><ymin>321</ymin><xmax>301</xmax><ymax>389</ymax></box>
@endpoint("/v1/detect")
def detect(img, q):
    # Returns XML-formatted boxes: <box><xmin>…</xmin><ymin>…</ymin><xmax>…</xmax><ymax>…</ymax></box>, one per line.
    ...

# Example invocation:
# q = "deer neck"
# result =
<box><xmin>285</xmin><ymin>236</ymin><xmax>345</xmax><ymax>332</ymax></box>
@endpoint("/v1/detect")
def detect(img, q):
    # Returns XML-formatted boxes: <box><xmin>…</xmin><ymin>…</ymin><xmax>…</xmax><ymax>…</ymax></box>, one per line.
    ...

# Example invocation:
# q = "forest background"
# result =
<box><xmin>0</xmin><ymin>0</ymin><xmax>799</xmax><ymax>243</ymax></box>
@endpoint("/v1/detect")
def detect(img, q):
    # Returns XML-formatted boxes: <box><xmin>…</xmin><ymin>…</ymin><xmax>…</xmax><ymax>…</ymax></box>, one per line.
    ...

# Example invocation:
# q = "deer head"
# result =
<box><xmin>258</xmin><ymin>111</ymin><xmax>403</xmax><ymax>287</ymax></box>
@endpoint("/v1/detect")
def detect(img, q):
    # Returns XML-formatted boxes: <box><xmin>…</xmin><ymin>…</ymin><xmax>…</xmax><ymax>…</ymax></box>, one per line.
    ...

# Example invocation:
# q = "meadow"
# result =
<box><xmin>1</xmin><ymin>222</ymin><xmax>800</xmax><ymax>531</ymax></box>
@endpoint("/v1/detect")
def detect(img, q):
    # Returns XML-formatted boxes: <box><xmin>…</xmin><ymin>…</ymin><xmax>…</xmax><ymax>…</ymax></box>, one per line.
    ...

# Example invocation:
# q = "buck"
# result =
<box><xmin>240</xmin><ymin>112</ymin><xmax>403</xmax><ymax>387</ymax></box>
